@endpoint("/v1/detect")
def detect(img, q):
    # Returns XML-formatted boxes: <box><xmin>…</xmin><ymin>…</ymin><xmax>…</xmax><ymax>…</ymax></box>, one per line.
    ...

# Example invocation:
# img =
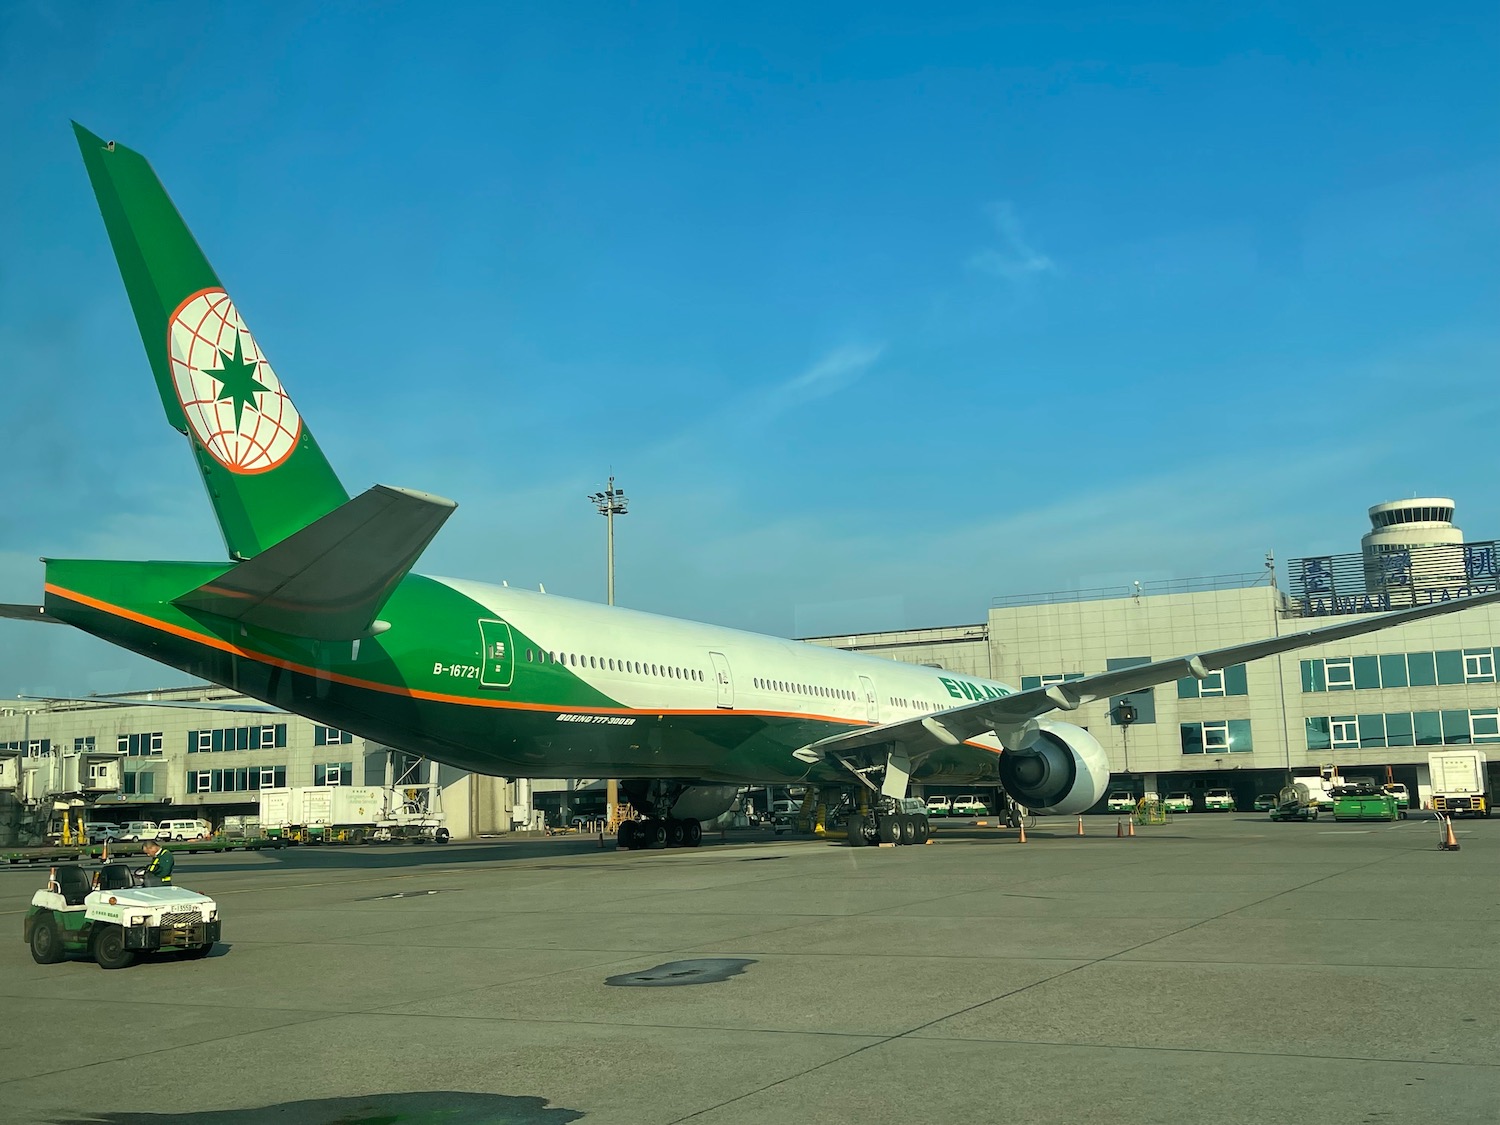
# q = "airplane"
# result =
<box><xmin>4</xmin><ymin>123</ymin><xmax>1499</xmax><ymax>851</ymax></box>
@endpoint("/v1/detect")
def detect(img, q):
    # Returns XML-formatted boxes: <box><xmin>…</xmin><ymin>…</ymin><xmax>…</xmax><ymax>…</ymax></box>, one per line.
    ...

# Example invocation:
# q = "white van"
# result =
<box><xmin>116</xmin><ymin>821</ymin><xmax>159</xmax><ymax>842</ymax></box>
<box><xmin>157</xmin><ymin>818</ymin><xmax>213</xmax><ymax>841</ymax></box>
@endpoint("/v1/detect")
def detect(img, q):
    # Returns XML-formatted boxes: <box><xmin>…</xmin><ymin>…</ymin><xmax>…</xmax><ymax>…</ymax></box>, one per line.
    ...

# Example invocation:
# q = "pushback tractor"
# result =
<box><xmin>23</xmin><ymin>862</ymin><xmax>220</xmax><ymax>969</ymax></box>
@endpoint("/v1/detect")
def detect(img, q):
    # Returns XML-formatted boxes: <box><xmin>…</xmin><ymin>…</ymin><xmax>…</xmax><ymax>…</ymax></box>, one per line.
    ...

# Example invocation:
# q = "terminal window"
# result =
<box><xmin>1306</xmin><ymin>708</ymin><xmax>1500</xmax><ymax>751</ymax></box>
<box><xmin>1177</xmin><ymin>664</ymin><xmax>1248</xmax><ymax>699</ymax></box>
<box><xmin>314</xmin><ymin>726</ymin><xmax>354</xmax><ymax>746</ymax></box>
<box><xmin>314</xmin><ymin>761</ymin><xmax>353</xmax><ymax>786</ymax></box>
<box><xmin>1302</xmin><ymin>648</ymin><xmax>1500</xmax><ymax>692</ymax></box>
<box><xmin>1180</xmin><ymin>719</ymin><xmax>1253</xmax><ymax>754</ymax></box>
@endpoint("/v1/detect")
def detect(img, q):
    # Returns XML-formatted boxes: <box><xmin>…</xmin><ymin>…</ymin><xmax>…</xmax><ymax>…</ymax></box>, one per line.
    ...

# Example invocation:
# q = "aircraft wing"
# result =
<box><xmin>0</xmin><ymin>604</ymin><xmax>60</xmax><ymax>623</ymax></box>
<box><xmin>796</xmin><ymin>585</ymin><xmax>1500</xmax><ymax>762</ymax></box>
<box><xmin>174</xmin><ymin>484</ymin><xmax>456</xmax><ymax>640</ymax></box>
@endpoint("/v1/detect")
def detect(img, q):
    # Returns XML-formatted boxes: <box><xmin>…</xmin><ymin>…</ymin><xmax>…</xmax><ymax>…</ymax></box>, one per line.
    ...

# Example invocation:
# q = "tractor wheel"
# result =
<box><xmin>91</xmin><ymin>924</ymin><xmax>137</xmax><ymax>970</ymax></box>
<box><xmin>29</xmin><ymin>914</ymin><xmax>65</xmax><ymax>965</ymax></box>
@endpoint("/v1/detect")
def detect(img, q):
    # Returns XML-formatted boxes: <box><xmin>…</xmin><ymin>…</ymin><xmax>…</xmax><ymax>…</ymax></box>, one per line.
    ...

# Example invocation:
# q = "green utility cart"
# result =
<box><xmin>1331</xmin><ymin>781</ymin><xmax>1403</xmax><ymax>822</ymax></box>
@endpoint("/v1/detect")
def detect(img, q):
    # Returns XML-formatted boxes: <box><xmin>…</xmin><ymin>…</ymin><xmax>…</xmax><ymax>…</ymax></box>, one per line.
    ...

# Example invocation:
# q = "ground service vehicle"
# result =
<box><xmin>1163</xmin><ymin>793</ymin><xmax>1194</xmax><ymax>813</ymax></box>
<box><xmin>1269</xmin><ymin>784</ymin><xmax>1320</xmax><ymax>821</ymax></box>
<box><xmin>1331</xmin><ymin>779</ymin><xmax>1401</xmax><ymax>821</ymax></box>
<box><xmin>24</xmin><ymin>862</ymin><xmax>220</xmax><ymax>969</ymax></box>
<box><xmin>260</xmin><ymin>786</ymin><xmax>449</xmax><ymax>843</ymax></box>
<box><xmin>157</xmin><ymin>818</ymin><xmax>212</xmax><ymax>841</ymax></box>
<box><xmin>1384</xmin><ymin>783</ymin><xmax>1410</xmax><ymax>811</ymax></box>
<box><xmin>925</xmin><ymin>796</ymin><xmax>951</xmax><ymax>818</ymax></box>
<box><xmin>1253</xmin><ymin>793</ymin><xmax>1277</xmax><ymax>812</ymax></box>
<box><xmin>1428</xmin><ymin>751</ymin><xmax>1490</xmax><ymax>817</ymax></box>
<box><xmin>949</xmin><ymin>795</ymin><xmax>987</xmax><ymax>816</ymax></box>
<box><xmin>1204</xmin><ymin>788</ymin><xmax>1235</xmax><ymax>811</ymax></box>
<box><xmin>84</xmin><ymin>822</ymin><xmax>121</xmax><ymax>843</ymax></box>
<box><xmin>116</xmin><ymin>821</ymin><xmax>159</xmax><ymax>842</ymax></box>
<box><xmin>1106</xmin><ymin>791</ymin><xmax>1136</xmax><ymax>814</ymax></box>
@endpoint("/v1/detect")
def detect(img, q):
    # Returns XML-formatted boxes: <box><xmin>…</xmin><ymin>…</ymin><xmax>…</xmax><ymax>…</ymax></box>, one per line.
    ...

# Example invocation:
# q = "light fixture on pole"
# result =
<box><xmin>588</xmin><ymin>475</ymin><xmax>629</xmax><ymax>831</ymax></box>
<box><xmin>588</xmin><ymin>476</ymin><xmax>629</xmax><ymax>607</ymax></box>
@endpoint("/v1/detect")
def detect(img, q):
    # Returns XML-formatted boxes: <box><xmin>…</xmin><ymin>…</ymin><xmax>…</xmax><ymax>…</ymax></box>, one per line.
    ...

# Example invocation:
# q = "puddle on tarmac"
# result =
<box><xmin>51</xmin><ymin>1091</ymin><xmax>581</xmax><ymax>1124</ymax></box>
<box><xmin>605</xmin><ymin>957</ymin><xmax>756</xmax><ymax>987</ymax></box>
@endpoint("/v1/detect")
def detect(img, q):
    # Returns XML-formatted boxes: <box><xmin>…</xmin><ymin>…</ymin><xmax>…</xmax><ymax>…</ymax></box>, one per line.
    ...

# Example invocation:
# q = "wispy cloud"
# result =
<box><xmin>967</xmin><ymin>201</ymin><xmax>1057</xmax><ymax>281</ymax></box>
<box><xmin>756</xmin><ymin>343</ymin><xmax>885</xmax><ymax>420</ymax></box>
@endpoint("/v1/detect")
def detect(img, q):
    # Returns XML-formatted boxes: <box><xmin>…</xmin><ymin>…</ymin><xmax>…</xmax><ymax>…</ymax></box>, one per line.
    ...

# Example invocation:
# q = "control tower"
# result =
<box><xmin>1362</xmin><ymin>497</ymin><xmax>1466</xmax><ymax>601</ymax></box>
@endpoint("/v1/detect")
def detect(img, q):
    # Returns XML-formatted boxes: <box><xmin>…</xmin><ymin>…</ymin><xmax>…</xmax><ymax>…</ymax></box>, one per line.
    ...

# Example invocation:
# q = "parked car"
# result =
<box><xmin>949</xmin><ymin>795</ymin><xmax>987</xmax><ymax>816</ymax></box>
<box><xmin>115</xmin><ymin>821</ymin><xmax>159</xmax><ymax>842</ymax></box>
<box><xmin>1106</xmin><ymin>791</ymin><xmax>1136</xmax><ymax>814</ymax></box>
<box><xmin>1252</xmin><ymin>793</ymin><xmax>1278</xmax><ymax>812</ymax></box>
<box><xmin>769</xmin><ymin>800</ymin><xmax>800</xmax><ymax>825</ymax></box>
<box><xmin>925</xmin><ymin>796</ymin><xmax>952</xmax><ymax>818</ymax></box>
<box><xmin>1383</xmin><ymin>783</ymin><xmax>1411</xmax><ymax>810</ymax></box>
<box><xmin>1204</xmin><ymin>788</ymin><xmax>1235</xmax><ymax>812</ymax></box>
<box><xmin>1163</xmin><ymin>793</ymin><xmax>1195</xmax><ymax>813</ymax></box>
<box><xmin>156</xmin><ymin>818</ymin><xmax>212</xmax><ymax>841</ymax></box>
<box><xmin>84</xmin><ymin>822</ymin><xmax>121</xmax><ymax>844</ymax></box>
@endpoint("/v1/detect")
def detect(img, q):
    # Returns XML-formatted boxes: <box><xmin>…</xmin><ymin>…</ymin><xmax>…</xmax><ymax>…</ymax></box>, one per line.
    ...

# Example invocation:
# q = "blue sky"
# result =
<box><xmin>2</xmin><ymin>1</ymin><xmax>1498</xmax><ymax>695</ymax></box>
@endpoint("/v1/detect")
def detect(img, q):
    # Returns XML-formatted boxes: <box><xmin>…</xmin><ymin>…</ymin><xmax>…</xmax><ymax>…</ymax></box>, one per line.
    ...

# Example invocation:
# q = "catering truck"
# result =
<box><xmin>258</xmin><ymin>786</ymin><xmax>449</xmax><ymax>843</ymax></box>
<box><xmin>1428</xmin><ymin>751</ymin><xmax>1490</xmax><ymax>817</ymax></box>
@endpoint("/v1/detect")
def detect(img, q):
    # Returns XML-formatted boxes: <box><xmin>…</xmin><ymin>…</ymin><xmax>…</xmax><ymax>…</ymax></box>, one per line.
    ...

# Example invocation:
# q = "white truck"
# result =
<box><xmin>259</xmin><ymin>785</ymin><xmax>449</xmax><ymax>844</ymax></box>
<box><xmin>1428</xmin><ymin>750</ymin><xmax>1490</xmax><ymax>818</ymax></box>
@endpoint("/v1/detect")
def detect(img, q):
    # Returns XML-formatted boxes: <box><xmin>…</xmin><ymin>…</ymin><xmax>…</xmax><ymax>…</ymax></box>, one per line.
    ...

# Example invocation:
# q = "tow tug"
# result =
<box><xmin>1268</xmin><ymin>783</ymin><xmax>1321</xmax><ymax>822</ymax></box>
<box><xmin>23</xmin><ymin>861</ymin><xmax>221</xmax><ymax>969</ymax></box>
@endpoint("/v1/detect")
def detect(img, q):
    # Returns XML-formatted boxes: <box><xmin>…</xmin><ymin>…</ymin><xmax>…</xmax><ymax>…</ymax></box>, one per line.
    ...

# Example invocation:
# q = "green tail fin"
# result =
<box><xmin>73</xmin><ymin>123</ymin><xmax>349</xmax><ymax>560</ymax></box>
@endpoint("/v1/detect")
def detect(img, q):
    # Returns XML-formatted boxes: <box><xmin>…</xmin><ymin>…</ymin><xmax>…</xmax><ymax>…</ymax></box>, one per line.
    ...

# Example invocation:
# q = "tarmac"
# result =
<box><xmin>1</xmin><ymin>813</ymin><xmax>1497</xmax><ymax>1125</ymax></box>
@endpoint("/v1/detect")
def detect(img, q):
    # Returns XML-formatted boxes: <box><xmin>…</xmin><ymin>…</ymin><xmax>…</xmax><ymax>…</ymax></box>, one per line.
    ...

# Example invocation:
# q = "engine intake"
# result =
<box><xmin>998</xmin><ymin>721</ymin><xmax>1110</xmax><ymax>815</ymax></box>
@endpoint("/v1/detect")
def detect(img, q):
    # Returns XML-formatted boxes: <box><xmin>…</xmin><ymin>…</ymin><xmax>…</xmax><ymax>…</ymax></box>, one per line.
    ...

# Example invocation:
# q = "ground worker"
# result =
<box><xmin>141</xmin><ymin>839</ymin><xmax>174</xmax><ymax>884</ymax></box>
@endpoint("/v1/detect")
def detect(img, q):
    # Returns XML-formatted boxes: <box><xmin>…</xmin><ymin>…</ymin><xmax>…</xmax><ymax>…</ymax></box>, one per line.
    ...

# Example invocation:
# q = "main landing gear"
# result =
<box><xmin>846</xmin><ymin>808</ymin><xmax>930</xmax><ymax>848</ymax></box>
<box><xmin>617</xmin><ymin>818</ymin><xmax>703</xmax><ymax>850</ymax></box>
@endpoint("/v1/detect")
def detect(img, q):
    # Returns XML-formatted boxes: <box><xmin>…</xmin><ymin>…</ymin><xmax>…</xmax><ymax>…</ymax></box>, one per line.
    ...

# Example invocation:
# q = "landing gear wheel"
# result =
<box><xmin>913</xmin><ymin>815</ymin><xmax>930</xmax><ymax>844</ymax></box>
<box><xmin>665</xmin><ymin>819</ymin><xmax>686</xmax><ymax>848</ymax></box>
<box><xmin>29</xmin><ymin>915</ymin><xmax>64</xmax><ymax>965</ymax></box>
<box><xmin>682</xmin><ymin>818</ymin><xmax>703</xmax><ymax>848</ymax></box>
<box><xmin>642</xmin><ymin>820</ymin><xmax>668</xmax><ymax>849</ymax></box>
<box><xmin>877</xmin><ymin>816</ymin><xmax>898</xmax><ymax>845</ymax></box>
<box><xmin>847</xmin><ymin>813</ymin><xmax>867</xmax><ymax>847</ymax></box>
<box><xmin>91</xmin><ymin>923</ymin><xmax>136</xmax><ymax>970</ymax></box>
<box><xmin>617</xmin><ymin>821</ymin><xmax>639</xmax><ymax>849</ymax></box>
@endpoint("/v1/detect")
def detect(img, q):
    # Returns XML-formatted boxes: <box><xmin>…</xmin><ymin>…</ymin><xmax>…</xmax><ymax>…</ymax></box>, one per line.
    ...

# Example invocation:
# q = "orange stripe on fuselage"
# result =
<box><xmin>42</xmin><ymin>583</ymin><xmax>903</xmax><ymax>728</ymax></box>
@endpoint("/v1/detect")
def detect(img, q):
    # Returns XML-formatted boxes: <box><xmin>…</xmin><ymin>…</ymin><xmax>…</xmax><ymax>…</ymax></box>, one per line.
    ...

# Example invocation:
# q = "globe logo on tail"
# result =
<box><xmin>167</xmin><ymin>288</ymin><xmax>301</xmax><ymax>473</ymax></box>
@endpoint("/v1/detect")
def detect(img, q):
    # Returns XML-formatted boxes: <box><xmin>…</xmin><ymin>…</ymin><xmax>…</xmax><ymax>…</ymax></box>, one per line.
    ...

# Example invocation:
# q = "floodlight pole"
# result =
<box><xmin>588</xmin><ymin>477</ymin><xmax>630</xmax><ymax>830</ymax></box>
<box><xmin>589</xmin><ymin>476</ymin><xmax>629</xmax><ymax>608</ymax></box>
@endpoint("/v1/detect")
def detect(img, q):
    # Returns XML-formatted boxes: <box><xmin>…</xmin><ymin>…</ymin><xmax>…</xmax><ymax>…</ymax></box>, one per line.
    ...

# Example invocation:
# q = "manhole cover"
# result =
<box><xmin>605</xmin><ymin>958</ymin><xmax>756</xmax><ymax>987</ymax></box>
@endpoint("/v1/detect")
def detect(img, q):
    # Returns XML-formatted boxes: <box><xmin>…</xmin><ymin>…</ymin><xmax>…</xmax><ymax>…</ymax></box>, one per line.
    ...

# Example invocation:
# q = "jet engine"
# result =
<box><xmin>998</xmin><ymin>720</ymin><xmax>1110</xmax><ymax>815</ymax></box>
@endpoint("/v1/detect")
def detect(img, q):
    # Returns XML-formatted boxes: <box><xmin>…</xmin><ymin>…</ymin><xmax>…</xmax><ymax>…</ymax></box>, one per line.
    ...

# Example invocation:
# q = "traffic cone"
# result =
<box><xmin>1440</xmin><ymin>817</ymin><xmax>1460</xmax><ymax>851</ymax></box>
<box><xmin>1017</xmin><ymin>823</ymin><xmax>1027</xmax><ymax>843</ymax></box>
<box><xmin>1116</xmin><ymin>820</ymin><xmax>1124</xmax><ymax>838</ymax></box>
<box><xmin>1127</xmin><ymin>819</ymin><xmax>1136</xmax><ymax>838</ymax></box>
<box><xmin>1076</xmin><ymin>816</ymin><xmax>1085</xmax><ymax>837</ymax></box>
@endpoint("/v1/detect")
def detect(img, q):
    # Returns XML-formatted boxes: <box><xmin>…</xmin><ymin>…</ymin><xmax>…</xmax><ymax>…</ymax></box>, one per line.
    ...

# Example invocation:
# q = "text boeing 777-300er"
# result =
<box><xmin>4</xmin><ymin>124</ymin><xmax>1498</xmax><ymax>850</ymax></box>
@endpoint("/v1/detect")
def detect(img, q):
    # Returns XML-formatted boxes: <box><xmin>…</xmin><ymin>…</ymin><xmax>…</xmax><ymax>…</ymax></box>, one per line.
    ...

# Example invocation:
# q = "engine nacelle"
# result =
<box><xmin>998</xmin><ymin>720</ymin><xmax>1110</xmax><ymax>816</ymax></box>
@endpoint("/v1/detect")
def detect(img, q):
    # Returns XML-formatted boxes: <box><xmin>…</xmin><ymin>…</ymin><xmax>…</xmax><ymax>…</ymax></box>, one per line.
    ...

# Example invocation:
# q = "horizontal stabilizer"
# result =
<box><xmin>0</xmin><ymin>604</ymin><xmax>59</xmax><ymax>623</ymax></box>
<box><xmin>22</xmin><ymin>694</ymin><xmax>285</xmax><ymax>714</ymax></box>
<box><xmin>173</xmin><ymin>485</ymin><xmax>456</xmax><ymax>640</ymax></box>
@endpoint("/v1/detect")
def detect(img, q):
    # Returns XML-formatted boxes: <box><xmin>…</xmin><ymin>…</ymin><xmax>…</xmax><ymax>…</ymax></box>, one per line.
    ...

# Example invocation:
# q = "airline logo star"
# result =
<box><xmin>206</xmin><ymin>331</ymin><xmax>270</xmax><ymax>430</ymax></box>
<box><xmin>167</xmin><ymin>288</ymin><xmax>302</xmax><ymax>474</ymax></box>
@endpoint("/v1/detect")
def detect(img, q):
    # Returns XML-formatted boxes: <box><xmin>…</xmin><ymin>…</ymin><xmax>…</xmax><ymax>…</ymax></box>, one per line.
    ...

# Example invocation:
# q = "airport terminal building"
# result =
<box><xmin>806</xmin><ymin>499</ymin><xmax>1500</xmax><ymax>810</ymax></box>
